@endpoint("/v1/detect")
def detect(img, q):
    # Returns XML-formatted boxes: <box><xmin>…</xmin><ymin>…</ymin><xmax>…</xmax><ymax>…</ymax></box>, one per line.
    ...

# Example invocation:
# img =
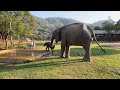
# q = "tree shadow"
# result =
<box><xmin>0</xmin><ymin>58</ymin><xmax>84</xmax><ymax>73</ymax></box>
<box><xmin>48</xmin><ymin>46</ymin><xmax>120</xmax><ymax>57</ymax></box>
<box><xmin>91</xmin><ymin>47</ymin><xmax>120</xmax><ymax>56</ymax></box>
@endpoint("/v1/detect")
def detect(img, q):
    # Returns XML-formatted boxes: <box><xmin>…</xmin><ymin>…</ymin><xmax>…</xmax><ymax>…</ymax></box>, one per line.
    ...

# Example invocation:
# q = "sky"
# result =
<box><xmin>30</xmin><ymin>11</ymin><xmax>120</xmax><ymax>24</ymax></box>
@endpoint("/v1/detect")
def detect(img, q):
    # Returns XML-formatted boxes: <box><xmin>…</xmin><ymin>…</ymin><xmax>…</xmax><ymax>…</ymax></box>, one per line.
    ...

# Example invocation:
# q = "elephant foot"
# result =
<box><xmin>83</xmin><ymin>57</ymin><xmax>91</xmax><ymax>62</ymax></box>
<box><xmin>65</xmin><ymin>56</ymin><xmax>70</xmax><ymax>58</ymax></box>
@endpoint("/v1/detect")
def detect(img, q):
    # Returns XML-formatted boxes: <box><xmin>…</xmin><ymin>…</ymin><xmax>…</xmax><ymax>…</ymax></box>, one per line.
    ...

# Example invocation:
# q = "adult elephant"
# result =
<box><xmin>51</xmin><ymin>23</ymin><xmax>106</xmax><ymax>62</ymax></box>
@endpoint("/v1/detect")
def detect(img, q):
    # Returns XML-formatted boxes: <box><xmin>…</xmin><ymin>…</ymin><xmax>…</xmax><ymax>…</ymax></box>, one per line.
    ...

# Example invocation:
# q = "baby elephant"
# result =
<box><xmin>44</xmin><ymin>42</ymin><xmax>55</xmax><ymax>51</ymax></box>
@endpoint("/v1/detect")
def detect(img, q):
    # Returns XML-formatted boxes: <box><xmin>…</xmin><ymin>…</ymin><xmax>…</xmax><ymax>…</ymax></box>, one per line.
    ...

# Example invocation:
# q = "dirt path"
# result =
<box><xmin>99</xmin><ymin>42</ymin><xmax>120</xmax><ymax>49</ymax></box>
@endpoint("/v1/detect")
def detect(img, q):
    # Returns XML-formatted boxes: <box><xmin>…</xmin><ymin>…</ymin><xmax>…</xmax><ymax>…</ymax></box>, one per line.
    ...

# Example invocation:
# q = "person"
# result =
<box><xmin>29</xmin><ymin>40</ymin><xmax>34</xmax><ymax>49</ymax></box>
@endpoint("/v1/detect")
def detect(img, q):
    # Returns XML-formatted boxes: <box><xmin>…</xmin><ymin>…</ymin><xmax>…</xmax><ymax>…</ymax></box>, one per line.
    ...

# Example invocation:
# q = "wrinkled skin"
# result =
<box><xmin>51</xmin><ymin>23</ymin><xmax>106</xmax><ymax>62</ymax></box>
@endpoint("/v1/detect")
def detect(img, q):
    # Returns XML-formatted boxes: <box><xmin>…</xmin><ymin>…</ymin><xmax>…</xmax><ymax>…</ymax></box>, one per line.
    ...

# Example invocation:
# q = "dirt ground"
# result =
<box><xmin>0</xmin><ymin>49</ymin><xmax>52</xmax><ymax>64</ymax></box>
<box><xmin>0</xmin><ymin>42</ymin><xmax>119</xmax><ymax>64</ymax></box>
<box><xmin>99</xmin><ymin>42</ymin><xmax>120</xmax><ymax>49</ymax></box>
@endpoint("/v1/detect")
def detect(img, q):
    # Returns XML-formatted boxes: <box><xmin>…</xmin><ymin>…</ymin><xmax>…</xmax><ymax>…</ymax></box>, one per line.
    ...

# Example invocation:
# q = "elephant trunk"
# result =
<box><xmin>51</xmin><ymin>36</ymin><xmax>55</xmax><ymax>55</ymax></box>
<box><xmin>51</xmin><ymin>36</ymin><xmax>54</xmax><ymax>46</ymax></box>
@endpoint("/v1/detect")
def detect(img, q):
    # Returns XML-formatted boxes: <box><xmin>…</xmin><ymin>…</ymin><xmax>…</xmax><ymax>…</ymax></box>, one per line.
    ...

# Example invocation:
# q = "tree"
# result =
<box><xmin>102</xmin><ymin>20</ymin><xmax>116</xmax><ymax>42</ymax></box>
<box><xmin>114</xmin><ymin>19</ymin><xmax>120</xmax><ymax>31</ymax></box>
<box><xmin>93</xmin><ymin>26</ymin><xmax>102</xmax><ymax>30</ymax></box>
<box><xmin>0</xmin><ymin>11</ymin><xmax>36</xmax><ymax>49</ymax></box>
<box><xmin>0</xmin><ymin>11</ymin><xmax>12</xmax><ymax>49</ymax></box>
<box><xmin>102</xmin><ymin>20</ymin><xmax>115</xmax><ymax>34</ymax></box>
<box><xmin>10</xmin><ymin>11</ymin><xmax>36</xmax><ymax>45</ymax></box>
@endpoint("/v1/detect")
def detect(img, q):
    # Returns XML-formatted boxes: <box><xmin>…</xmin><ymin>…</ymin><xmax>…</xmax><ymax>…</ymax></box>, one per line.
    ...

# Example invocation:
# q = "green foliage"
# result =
<box><xmin>102</xmin><ymin>20</ymin><xmax>115</xmax><ymax>30</ymax></box>
<box><xmin>0</xmin><ymin>11</ymin><xmax>36</xmax><ymax>40</ymax></box>
<box><xmin>102</xmin><ymin>20</ymin><xmax>115</xmax><ymax>34</ymax></box>
<box><xmin>9</xmin><ymin>44</ymin><xmax>29</xmax><ymax>49</ymax></box>
<box><xmin>93</xmin><ymin>26</ymin><xmax>102</xmax><ymax>30</ymax></box>
<box><xmin>114</xmin><ymin>19</ymin><xmax>120</xmax><ymax>31</ymax></box>
<box><xmin>101</xmin><ymin>19</ymin><xmax>120</xmax><ymax>34</ymax></box>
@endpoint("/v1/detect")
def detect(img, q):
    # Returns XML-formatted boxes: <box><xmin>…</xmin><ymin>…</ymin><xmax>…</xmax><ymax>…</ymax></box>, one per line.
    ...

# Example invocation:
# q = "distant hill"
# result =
<box><xmin>35</xmin><ymin>16</ymin><xmax>80</xmax><ymax>40</ymax></box>
<box><xmin>34</xmin><ymin>16</ymin><xmax>116</xmax><ymax>40</ymax></box>
<box><xmin>45</xmin><ymin>17</ymin><xmax>80</xmax><ymax>28</ymax></box>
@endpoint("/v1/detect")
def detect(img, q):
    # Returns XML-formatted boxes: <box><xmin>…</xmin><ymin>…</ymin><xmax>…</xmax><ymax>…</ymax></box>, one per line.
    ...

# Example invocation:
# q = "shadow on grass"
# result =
<box><xmin>70</xmin><ymin>46</ymin><xmax>120</xmax><ymax>56</ymax></box>
<box><xmin>91</xmin><ymin>47</ymin><xmax>120</xmax><ymax>56</ymax></box>
<box><xmin>40</xmin><ymin>45</ymin><xmax>120</xmax><ymax>57</ymax></box>
<box><xmin>0</xmin><ymin>58</ymin><xmax>84</xmax><ymax>73</ymax></box>
<box><xmin>0</xmin><ymin>45</ymin><xmax>119</xmax><ymax>73</ymax></box>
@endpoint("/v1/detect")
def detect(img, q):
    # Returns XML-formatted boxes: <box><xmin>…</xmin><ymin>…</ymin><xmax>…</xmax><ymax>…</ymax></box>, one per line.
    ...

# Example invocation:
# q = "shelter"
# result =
<box><xmin>94</xmin><ymin>30</ymin><xmax>120</xmax><ymax>41</ymax></box>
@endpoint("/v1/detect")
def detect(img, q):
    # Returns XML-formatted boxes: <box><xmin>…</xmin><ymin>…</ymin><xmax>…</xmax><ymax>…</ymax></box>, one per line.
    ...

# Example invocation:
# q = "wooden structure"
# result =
<box><xmin>94</xmin><ymin>30</ymin><xmax>120</xmax><ymax>41</ymax></box>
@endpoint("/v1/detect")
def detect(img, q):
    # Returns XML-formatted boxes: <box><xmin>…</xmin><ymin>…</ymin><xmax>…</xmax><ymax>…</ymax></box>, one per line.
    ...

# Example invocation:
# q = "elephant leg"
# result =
<box><xmin>48</xmin><ymin>47</ymin><xmax>49</xmax><ymax>51</ymax></box>
<box><xmin>65</xmin><ymin>45</ymin><xmax>70</xmax><ymax>58</ymax></box>
<box><xmin>60</xmin><ymin>45</ymin><xmax>65</xmax><ymax>58</ymax></box>
<box><xmin>83</xmin><ymin>44</ymin><xmax>91</xmax><ymax>62</ymax></box>
<box><xmin>46</xmin><ymin>47</ymin><xmax>47</xmax><ymax>51</ymax></box>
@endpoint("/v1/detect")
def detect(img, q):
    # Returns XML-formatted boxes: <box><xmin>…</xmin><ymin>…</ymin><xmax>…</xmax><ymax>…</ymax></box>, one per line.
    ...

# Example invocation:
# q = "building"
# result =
<box><xmin>94</xmin><ymin>30</ymin><xmax>120</xmax><ymax>41</ymax></box>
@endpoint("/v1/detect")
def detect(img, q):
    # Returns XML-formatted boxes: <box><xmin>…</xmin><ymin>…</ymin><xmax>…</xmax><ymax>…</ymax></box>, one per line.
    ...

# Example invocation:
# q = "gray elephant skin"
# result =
<box><xmin>51</xmin><ymin>23</ymin><xmax>106</xmax><ymax>62</ymax></box>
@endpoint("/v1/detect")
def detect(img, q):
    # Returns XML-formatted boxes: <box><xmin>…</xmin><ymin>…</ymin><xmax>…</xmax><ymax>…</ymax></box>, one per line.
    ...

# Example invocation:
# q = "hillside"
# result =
<box><xmin>35</xmin><ymin>17</ymin><xmax>80</xmax><ymax>40</ymax></box>
<box><xmin>45</xmin><ymin>17</ymin><xmax>79</xmax><ymax>27</ymax></box>
<box><xmin>35</xmin><ymin>16</ymin><xmax>116</xmax><ymax>40</ymax></box>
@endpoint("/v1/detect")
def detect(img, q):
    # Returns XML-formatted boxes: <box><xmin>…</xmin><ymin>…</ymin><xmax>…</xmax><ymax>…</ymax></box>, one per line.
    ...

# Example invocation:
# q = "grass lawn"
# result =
<box><xmin>0</xmin><ymin>41</ymin><xmax>120</xmax><ymax>79</ymax></box>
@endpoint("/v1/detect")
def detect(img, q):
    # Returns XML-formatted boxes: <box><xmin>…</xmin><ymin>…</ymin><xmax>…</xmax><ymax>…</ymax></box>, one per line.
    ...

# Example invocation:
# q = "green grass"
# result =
<box><xmin>0</xmin><ymin>41</ymin><xmax>120</xmax><ymax>79</ymax></box>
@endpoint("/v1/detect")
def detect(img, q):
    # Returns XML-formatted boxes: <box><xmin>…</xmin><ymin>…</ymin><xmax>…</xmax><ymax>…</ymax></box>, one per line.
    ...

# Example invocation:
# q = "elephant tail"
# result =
<box><xmin>92</xmin><ymin>33</ymin><xmax>106</xmax><ymax>53</ymax></box>
<box><xmin>86</xmin><ymin>24</ymin><xmax>106</xmax><ymax>53</ymax></box>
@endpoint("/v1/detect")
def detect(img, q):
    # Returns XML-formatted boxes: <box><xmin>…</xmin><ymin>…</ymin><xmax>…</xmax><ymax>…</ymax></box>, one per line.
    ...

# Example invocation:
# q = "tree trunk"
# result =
<box><xmin>10</xmin><ymin>36</ymin><xmax>13</xmax><ymax>45</ymax></box>
<box><xmin>0</xmin><ymin>35</ymin><xmax>2</xmax><ymax>41</ymax></box>
<box><xmin>19</xmin><ymin>39</ymin><xmax>21</xmax><ymax>45</ymax></box>
<box><xmin>5</xmin><ymin>39</ymin><xmax>8</xmax><ymax>49</ymax></box>
<box><xmin>9</xmin><ymin>18</ymin><xmax>13</xmax><ymax>45</ymax></box>
<box><xmin>13</xmin><ymin>38</ymin><xmax>14</xmax><ymax>44</ymax></box>
<box><xmin>51</xmin><ymin>36</ymin><xmax>54</xmax><ymax>46</ymax></box>
<box><xmin>18</xmin><ymin>36</ymin><xmax>21</xmax><ymax>45</ymax></box>
<box><xmin>2</xmin><ymin>36</ymin><xmax>4</xmax><ymax>43</ymax></box>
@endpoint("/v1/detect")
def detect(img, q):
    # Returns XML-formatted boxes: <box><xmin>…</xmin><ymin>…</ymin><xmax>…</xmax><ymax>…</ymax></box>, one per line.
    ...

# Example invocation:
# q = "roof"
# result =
<box><xmin>94</xmin><ymin>30</ymin><xmax>120</xmax><ymax>34</ymax></box>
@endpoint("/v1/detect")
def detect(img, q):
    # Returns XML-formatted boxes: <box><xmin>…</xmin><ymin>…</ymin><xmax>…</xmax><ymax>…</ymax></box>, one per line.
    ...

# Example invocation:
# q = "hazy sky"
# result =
<box><xmin>30</xmin><ymin>11</ymin><xmax>120</xmax><ymax>24</ymax></box>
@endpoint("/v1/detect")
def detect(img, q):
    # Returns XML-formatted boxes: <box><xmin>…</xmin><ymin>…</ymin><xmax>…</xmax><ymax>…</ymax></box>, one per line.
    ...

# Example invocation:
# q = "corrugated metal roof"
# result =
<box><xmin>94</xmin><ymin>30</ymin><xmax>120</xmax><ymax>34</ymax></box>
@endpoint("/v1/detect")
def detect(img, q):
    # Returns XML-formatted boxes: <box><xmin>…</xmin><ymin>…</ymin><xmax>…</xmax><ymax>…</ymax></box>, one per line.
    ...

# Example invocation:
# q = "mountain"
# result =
<box><xmin>35</xmin><ymin>16</ymin><xmax>80</xmax><ymax>40</ymax></box>
<box><xmin>35</xmin><ymin>16</ymin><xmax>117</xmax><ymax>40</ymax></box>
<box><xmin>45</xmin><ymin>17</ymin><xmax>80</xmax><ymax>27</ymax></box>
